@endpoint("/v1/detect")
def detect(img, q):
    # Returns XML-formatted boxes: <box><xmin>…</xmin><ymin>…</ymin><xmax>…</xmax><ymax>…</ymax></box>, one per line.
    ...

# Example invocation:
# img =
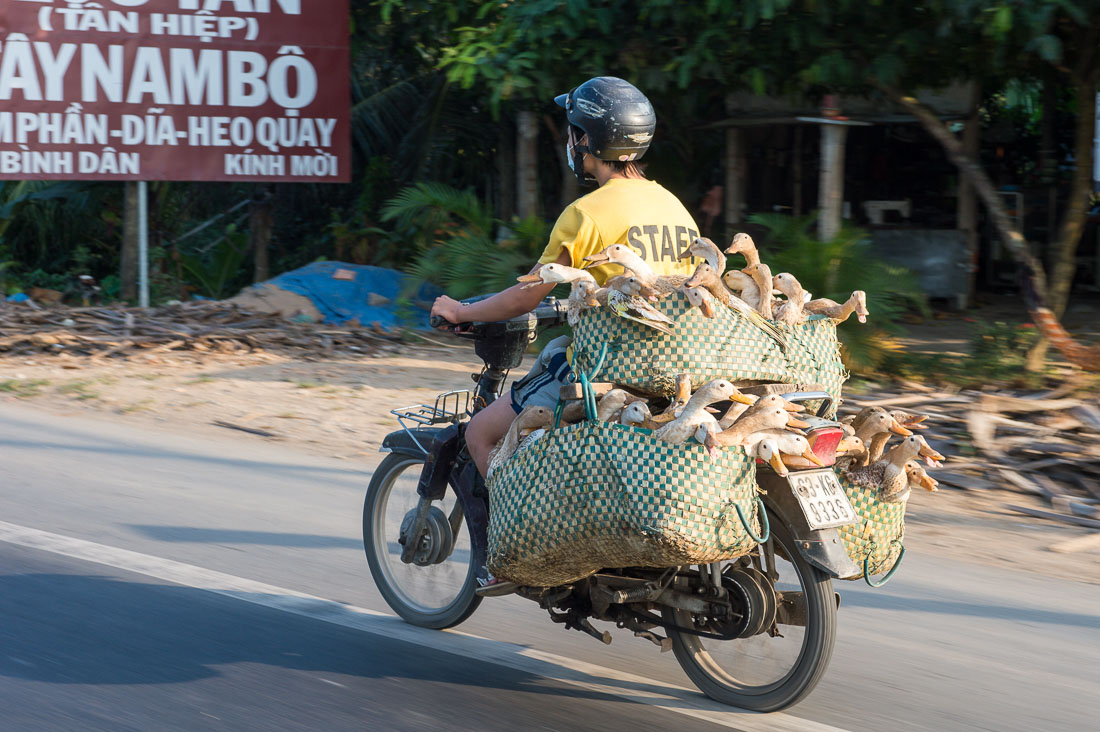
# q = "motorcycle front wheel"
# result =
<box><xmin>665</xmin><ymin>511</ymin><xmax>837</xmax><ymax>711</ymax></box>
<box><xmin>363</xmin><ymin>452</ymin><xmax>481</xmax><ymax>629</ymax></box>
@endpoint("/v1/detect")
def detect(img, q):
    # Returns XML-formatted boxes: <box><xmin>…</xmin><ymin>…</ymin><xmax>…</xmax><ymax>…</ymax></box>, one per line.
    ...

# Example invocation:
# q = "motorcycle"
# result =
<box><xmin>362</xmin><ymin>298</ymin><xmax>863</xmax><ymax>712</ymax></box>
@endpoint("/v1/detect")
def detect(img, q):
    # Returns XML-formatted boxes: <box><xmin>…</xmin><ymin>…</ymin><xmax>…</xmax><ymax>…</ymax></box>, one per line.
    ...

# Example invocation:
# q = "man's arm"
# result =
<box><xmin>430</xmin><ymin>249</ymin><xmax>571</xmax><ymax>325</ymax></box>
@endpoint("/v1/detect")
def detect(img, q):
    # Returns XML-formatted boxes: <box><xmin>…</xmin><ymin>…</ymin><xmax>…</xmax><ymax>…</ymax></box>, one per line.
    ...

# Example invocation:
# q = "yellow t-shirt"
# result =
<box><xmin>538</xmin><ymin>178</ymin><xmax>702</xmax><ymax>285</ymax></box>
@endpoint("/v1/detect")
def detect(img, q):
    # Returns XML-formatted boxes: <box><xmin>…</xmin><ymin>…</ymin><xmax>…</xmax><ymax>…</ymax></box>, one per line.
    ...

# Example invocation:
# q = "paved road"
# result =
<box><xmin>1</xmin><ymin>403</ymin><xmax>1098</xmax><ymax>731</ymax></box>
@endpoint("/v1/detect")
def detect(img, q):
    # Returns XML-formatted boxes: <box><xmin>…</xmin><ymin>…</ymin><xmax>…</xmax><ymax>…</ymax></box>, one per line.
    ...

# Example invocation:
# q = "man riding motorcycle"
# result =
<box><xmin>430</xmin><ymin>76</ymin><xmax>702</xmax><ymax>587</ymax></box>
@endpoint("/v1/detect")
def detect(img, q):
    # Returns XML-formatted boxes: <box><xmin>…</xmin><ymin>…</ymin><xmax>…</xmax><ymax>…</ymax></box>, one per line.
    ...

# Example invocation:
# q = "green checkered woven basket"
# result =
<box><xmin>571</xmin><ymin>292</ymin><xmax>847</xmax><ymax>413</ymax></box>
<box><xmin>834</xmin><ymin>472</ymin><xmax>905</xmax><ymax>581</ymax></box>
<box><xmin>486</xmin><ymin>420</ymin><xmax>762</xmax><ymax>587</ymax></box>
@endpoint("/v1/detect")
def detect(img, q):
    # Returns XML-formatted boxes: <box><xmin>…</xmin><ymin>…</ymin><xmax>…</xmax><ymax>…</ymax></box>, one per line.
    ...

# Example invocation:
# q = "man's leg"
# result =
<box><xmin>465</xmin><ymin>396</ymin><xmax>516</xmax><ymax>477</ymax></box>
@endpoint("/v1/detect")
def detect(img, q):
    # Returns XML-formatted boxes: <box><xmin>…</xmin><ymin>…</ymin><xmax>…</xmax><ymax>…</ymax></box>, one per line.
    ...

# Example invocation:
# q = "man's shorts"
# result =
<box><xmin>509</xmin><ymin>335</ymin><xmax>573</xmax><ymax>414</ymax></box>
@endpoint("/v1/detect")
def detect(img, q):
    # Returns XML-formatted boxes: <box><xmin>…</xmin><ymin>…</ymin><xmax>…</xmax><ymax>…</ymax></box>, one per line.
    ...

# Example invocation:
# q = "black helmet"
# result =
<box><xmin>554</xmin><ymin>77</ymin><xmax>655</xmax><ymax>162</ymax></box>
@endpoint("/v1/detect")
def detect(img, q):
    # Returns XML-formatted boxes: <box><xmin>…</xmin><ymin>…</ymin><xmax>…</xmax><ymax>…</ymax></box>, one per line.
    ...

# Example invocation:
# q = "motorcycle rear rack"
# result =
<box><xmin>390</xmin><ymin>390</ymin><xmax>472</xmax><ymax>454</ymax></box>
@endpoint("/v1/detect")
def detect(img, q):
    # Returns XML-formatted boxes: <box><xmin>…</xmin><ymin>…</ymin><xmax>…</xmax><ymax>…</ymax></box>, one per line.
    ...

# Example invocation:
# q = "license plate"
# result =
<box><xmin>788</xmin><ymin>469</ymin><xmax>857</xmax><ymax>529</ymax></box>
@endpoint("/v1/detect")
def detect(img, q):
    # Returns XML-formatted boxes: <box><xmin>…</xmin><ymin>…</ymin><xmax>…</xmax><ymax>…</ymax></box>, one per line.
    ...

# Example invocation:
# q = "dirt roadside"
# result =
<box><xmin>2</xmin><ymin>344</ymin><xmax>1097</xmax><ymax>584</ymax></box>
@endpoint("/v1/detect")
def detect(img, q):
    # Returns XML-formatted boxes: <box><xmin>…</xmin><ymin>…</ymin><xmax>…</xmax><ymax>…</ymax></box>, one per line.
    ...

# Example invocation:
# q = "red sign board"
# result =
<box><xmin>0</xmin><ymin>0</ymin><xmax>350</xmax><ymax>182</ymax></box>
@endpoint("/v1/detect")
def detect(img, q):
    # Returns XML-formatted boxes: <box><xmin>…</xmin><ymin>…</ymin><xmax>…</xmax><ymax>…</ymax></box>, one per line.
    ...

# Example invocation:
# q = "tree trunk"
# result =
<box><xmin>496</xmin><ymin>118</ymin><xmax>516</xmax><ymax>221</ymax></box>
<box><xmin>957</xmin><ymin>85</ymin><xmax>980</xmax><ymax>308</ymax></box>
<box><xmin>543</xmin><ymin>113</ymin><xmax>577</xmax><ymax>211</ymax></box>
<box><xmin>1047</xmin><ymin>77</ymin><xmax>1096</xmax><ymax>317</ymax></box>
<box><xmin>724</xmin><ymin>126</ymin><xmax>746</xmax><ymax>239</ymax></box>
<box><xmin>817</xmin><ymin>123</ymin><xmax>848</xmax><ymax>241</ymax></box>
<box><xmin>120</xmin><ymin>182</ymin><xmax>139</xmax><ymax>301</ymax></box>
<box><xmin>516</xmin><ymin>110</ymin><xmax>538</xmax><ymax>219</ymax></box>
<box><xmin>250</xmin><ymin>185</ymin><xmax>274</xmax><ymax>283</ymax></box>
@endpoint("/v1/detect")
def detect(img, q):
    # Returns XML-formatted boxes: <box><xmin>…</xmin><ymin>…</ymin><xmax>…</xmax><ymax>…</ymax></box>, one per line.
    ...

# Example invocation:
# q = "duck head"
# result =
<box><xmin>683</xmin><ymin>286</ymin><xmax>715</xmax><ymax>318</ymax></box>
<box><xmin>620</xmin><ymin>401</ymin><xmax>652</xmax><ymax>427</ymax></box>
<box><xmin>772</xmin><ymin>272</ymin><xmax>805</xmax><ymax>300</ymax></box>
<box><xmin>852</xmin><ymin>290</ymin><xmax>869</xmax><ymax>323</ymax></box>
<box><xmin>905</xmin><ymin>460</ymin><xmax>939</xmax><ymax>491</ymax></box>
<box><xmin>684</xmin><ymin>261</ymin><xmax>718</xmax><ymax>289</ymax></box>
<box><xmin>755</xmin><ymin>438</ymin><xmax>789</xmax><ymax>476</ymax></box>
<box><xmin>889</xmin><ymin>435</ymin><xmax>945</xmax><ymax>468</ymax></box>
<box><xmin>678</xmin><ymin>236</ymin><xmax>723</xmax><ymax>271</ymax></box>
<box><xmin>836</xmin><ymin>435</ymin><xmax>867</xmax><ymax>458</ymax></box>
<box><xmin>725</xmin><ymin>232</ymin><xmax>756</xmax><ymax>256</ymax></box>
<box><xmin>517</xmin><ymin>263</ymin><xmax>594</xmax><ymax>289</ymax></box>
<box><xmin>721</xmin><ymin>269</ymin><xmax>753</xmax><ymax>293</ymax></box>
<box><xmin>573</xmin><ymin>279</ymin><xmax>602</xmax><ymax>307</ymax></box>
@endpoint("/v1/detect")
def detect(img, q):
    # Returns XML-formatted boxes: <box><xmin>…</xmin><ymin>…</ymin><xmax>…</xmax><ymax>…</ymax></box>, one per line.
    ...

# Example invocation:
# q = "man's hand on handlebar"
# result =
<box><xmin>430</xmin><ymin>295</ymin><xmax>466</xmax><ymax>330</ymax></box>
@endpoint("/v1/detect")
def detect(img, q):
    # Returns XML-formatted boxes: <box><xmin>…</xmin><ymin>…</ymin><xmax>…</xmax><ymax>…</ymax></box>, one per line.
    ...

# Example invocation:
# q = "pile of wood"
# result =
<box><xmin>841</xmin><ymin>385</ymin><xmax>1100</xmax><ymax>545</ymax></box>
<box><xmin>0</xmin><ymin>301</ymin><xmax>398</xmax><ymax>359</ymax></box>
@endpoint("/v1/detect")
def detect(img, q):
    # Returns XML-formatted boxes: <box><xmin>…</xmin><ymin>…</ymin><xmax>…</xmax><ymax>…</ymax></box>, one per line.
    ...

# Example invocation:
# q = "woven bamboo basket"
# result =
<box><xmin>834</xmin><ymin>471</ymin><xmax>906</xmax><ymax>581</ymax></box>
<box><xmin>486</xmin><ymin>419</ymin><xmax>763</xmax><ymax>587</ymax></box>
<box><xmin>570</xmin><ymin>292</ymin><xmax>847</xmax><ymax>413</ymax></box>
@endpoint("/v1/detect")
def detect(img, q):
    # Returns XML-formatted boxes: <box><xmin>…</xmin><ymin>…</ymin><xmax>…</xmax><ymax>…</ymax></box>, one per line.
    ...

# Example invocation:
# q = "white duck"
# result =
<box><xmin>805</xmin><ymin>290</ymin><xmax>868</xmax><ymax>324</ymax></box>
<box><xmin>721</xmin><ymin>269</ymin><xmax>762</xmax><ymax>310</ymax></box>
<box><xmin>677</xmin><ymin>236</ymin><xmax>726</xmax><ymax>272</ymax></box>
<box><xmin>654</xmin><ymin>379</ymin><xmax>738</xmax><ymax>445</ymax></box>
<box><xmin>517</xmin><ymin>263</ymin><xmax>599</xmax><ymax>327</ymax></box>
<box><xmin>583</xmin><ymin>244</ymin><xmax>688</xmax><ymax>295</ymax></box>
<box><xmin>772</xmin><ymin>272</ymin><xmax>808</xmax><ymax>326</ymax></box>
<box><xmin>725</xmin><ymin>232</ymin><xmax>760</xmax><ymax>268</ymax></box>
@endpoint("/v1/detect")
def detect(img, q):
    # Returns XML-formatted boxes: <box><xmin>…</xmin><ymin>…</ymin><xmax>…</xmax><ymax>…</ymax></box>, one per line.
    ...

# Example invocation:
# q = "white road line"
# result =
<box><xmin>0</xmin><ymin>520</ymin><xmax>849</xmax><ymax>732</ymax></box>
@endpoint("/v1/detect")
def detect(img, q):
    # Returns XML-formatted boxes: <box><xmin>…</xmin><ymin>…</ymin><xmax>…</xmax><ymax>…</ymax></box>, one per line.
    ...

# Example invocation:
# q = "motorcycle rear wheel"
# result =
<box><xmin>665</xmin><ymin>511</ymin><xmax>836</xmax><ymax>711</ymax></box>
<box><xmin>363</xmin><ymin>453</ymin><xmax>481</xmax><ymax>629</ymax></box>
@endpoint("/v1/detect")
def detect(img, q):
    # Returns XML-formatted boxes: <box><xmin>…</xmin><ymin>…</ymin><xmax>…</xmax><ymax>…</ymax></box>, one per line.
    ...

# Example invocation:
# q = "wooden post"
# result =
<box><xmin>250</xmin><ymin>185</ymin><xmax>273</xmax><ymax>282</ymax></box>
<box><xmin>516</xmin><ymin>110</ymin><xmax>538</xmax><ymax>219</ymax></box>
<box><xmin>817</xmin><ymin>122</ymin><xmax>848</xmax><ymax>241</ymax></box>
<box><xmin>724</xmin><ymin>126</ymin><xmax>745</xmax><ymax>238</ymax></box>
<box><xmin>120</xmin><ymin>182</ymin><xmax>139</xmax><ymax>301</ymax></box>
<box><xmin>958</xmin><ymin>91</ymin><xmax>981</xmax><ymax>307</ymax></box>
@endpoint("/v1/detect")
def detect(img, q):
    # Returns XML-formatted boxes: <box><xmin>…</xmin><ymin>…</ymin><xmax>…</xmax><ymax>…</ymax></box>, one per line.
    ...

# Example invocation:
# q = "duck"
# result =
<box><xmin>741</xmin><ymin>262</ymin><xmax>776</xmax><ymax>320</ymax></box>
<box><xmin>715</xmin><ymin>406</ymin><xmax>810</xmax><ymax>447</ymax></box>
<box><xmin>854</xmin><ymin>410</ymin><xmax>914</xmax><ymax>466</ymax></box>
<box><xmin>724</xmin><ymin>232</ymin><xmax>760</xmax><ymax>268</ymax></box>
<box><xmin>684</xmin><ymin>262</ymin><xmax>734</xmax><ymax>306</ymax></box>
<box><xmin>516</xmin><ymin>263</ymin><xmax>600</xmax><ymax>327</ymax></box>
<box><xmin>744</xmin><ymin>429</ymin><xmax>824</xmax><ymax>467</ymax></box>
<box><xmin>718</xmin><ymin>393</ymin><xmax>803</xmax><ymax>430</ymax></box>
<box><xmin>487</xmin><ymin>405</ymin><xmax>554</xmax><ymax>477</ymax></box>
<box><xmin>721</xmin><ymin>269</ymin><xmax>762</xmax><ymax>310</ymax></box>
<box><xmin>654</xmin><ymin>379</ymin><xmax>738</xmax><ymax>445</ymax></box>
<box><xmin>596</xmin><ymin>388</ymin><xmax>647</xmax><ymax>422</ymax></box>
<box><xmin>605</xmin><ymin>276</ymin><xmax>676</xmax><ymax>335</ymax></box>
<box><xmin>686</xmin><ymin>261</ymin><xmax>788</xmax><ymax>348</ymax></box>
<box><xmin>805</xmin><ymin>290</ymin><xmax>868</xmax><ymax>324</ymax></box>
<box><xmin>834</xmin><ymin>435</ymin><xmax>868</xmax><ymax>471</ymax></box>
<box><xmin>677</xmin><ymin>236</ymin><xmax>726</xmax><ymax>272</ymax></box>
<box><xmin>754</xmin><ymin>438</ymin><xmax>790</xmax><ymax>476</ymax></box>
<box><xmin>772</xmin><ymin>272</ymin><xmax>808</xmax><ymax>326</ymax></box>
<box><xmin>683</xmin><ymin>286</ymin><xmax>716</xmax><ymax>318</ymax></box>
<box><xmin>693</xmin><ymin>419</ymin><xmax>723</xmax><ymax>460</ymax></box>
<box><xmin>891</xmin><ymin>409</ymin><xmax>929</xmax><ymax>431</ymax></box>
<box><xmin>620</xmin><ymin>400</ymin><xmax>658</xmax><ymax>429</ymax></box>
<box><xmin>843</xmin><ymin>435</ymin><xmax>944</xmax><ymax>502</ymax></box>
<box><xmin>906</xmin><ymin>460</ymin><xmax>939</xmax><ymax>492</ymax></box>
<box><xmin>583</xmin><ymin>244</ymin><xmax>688</xmax><ymax>295</ymax></box>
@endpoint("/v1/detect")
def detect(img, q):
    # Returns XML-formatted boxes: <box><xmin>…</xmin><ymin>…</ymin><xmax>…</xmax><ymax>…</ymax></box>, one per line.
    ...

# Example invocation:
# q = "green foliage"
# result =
<box><xmin>179</xmin><ymin>225</ymin><xmax>251</xmax><ymax>299</ymax></box>
<box><xmin>748</xmin><ymin>212</ymin><xmax>927</xmax><ymax>372</ymax></box>
<box><xmin>383</xmin><ymin>183</ymin><xmax>547</xmax><ymax>298</ymax></box>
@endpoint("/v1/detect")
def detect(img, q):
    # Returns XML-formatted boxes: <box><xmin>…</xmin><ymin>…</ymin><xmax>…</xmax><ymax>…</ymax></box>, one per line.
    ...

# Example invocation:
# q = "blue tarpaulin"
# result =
<box><xmin>243</xmin><ymin>262</ymin><xmax>440</xmax><ymax>330</ymax></box>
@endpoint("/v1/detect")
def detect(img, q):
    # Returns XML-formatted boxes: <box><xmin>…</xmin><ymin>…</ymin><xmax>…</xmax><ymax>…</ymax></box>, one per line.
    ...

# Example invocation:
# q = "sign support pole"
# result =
<box><xmin>138</xmin><ymin>180</ymin><xmax>149</xmax><ymax>308</ymax></box>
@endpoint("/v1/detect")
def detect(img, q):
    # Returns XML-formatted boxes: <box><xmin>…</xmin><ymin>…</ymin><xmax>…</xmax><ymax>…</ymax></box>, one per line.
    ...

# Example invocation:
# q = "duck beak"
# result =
<box><xmin>676</xmin><ymin>247</ymin><xmax>694</xmax><ymax>260</ymax></box>
<box><xmin>918</xmin><ymin>442</ymin><xmax>945</xmax><ymax>464</ymax></box>
<box><xmin>516</xmin><ymin>273</ymin><xmax>544</xmax><ymax>289</ymax></box>
<box><xmin>787</xmin><ymin>415</ymin><xmax>811</xmax><ymax>429</ymax></box>
<box><xmin>802</xmin><ymin>448</ymin><xmax>826</xmax><ymax>467</ymax></box>
<box><xmin>700</xmin><ymin>299</ymin><xmax>715</xmax><ymax>318</ymax></box>
<box><xmin>730</xmin><ymin>392</ymin><xmax>755</xmax><ymax>405</ymax></box>
<box><xmin>783</xmin><ymin>400</ymin><xmax>804</xmax><ymax>412</ymax></box>
<box><xmin>684</xmin><ymin>272</ymin><xmax>704</xmax><ymax>288</ymax></box>
<box><xmin>585</xmin><ymin>295</ymin><xmax>601</xmax><ymax>307</ymax></box>
<box><xmin>768</xmin><ymin>452</ymin><xmax>789</xmax><ymax>476</ymax></box>
<box><xmin>904</xmin><ymin>415</ymin><xmax>929</xmax><ymax>429</ymax></box>
<box><xmin>889</xmin><ymin>419</ymin><xmax>913</xmax><ymax>437</ymax></box>
<box><xmin>919</xmin><ymin>474</ymin><xmax>939</xmax><ymax>492</ymax></box>
<box><xmin>582</xmin><ymin>252</ymin><xmax>609</xmax><ymax>268</ymax></box>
